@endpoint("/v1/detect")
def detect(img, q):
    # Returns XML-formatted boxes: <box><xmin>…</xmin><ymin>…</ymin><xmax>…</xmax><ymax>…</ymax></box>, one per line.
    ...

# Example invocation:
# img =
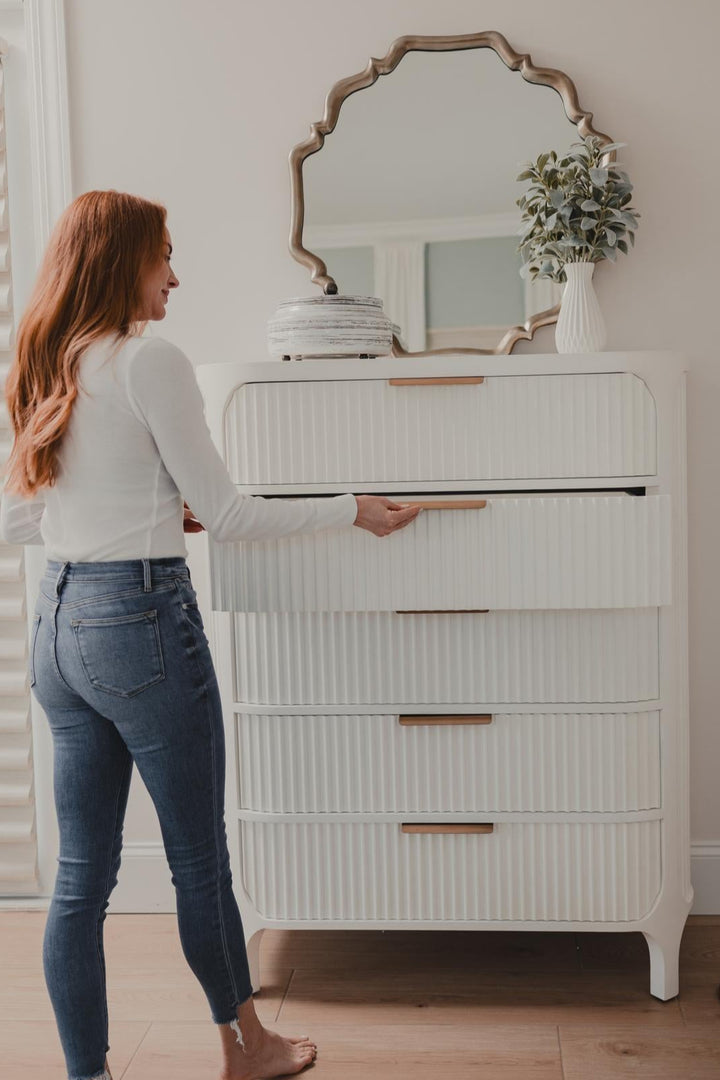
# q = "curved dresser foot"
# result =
<box><xmin>246</xmin><ymin>926</ymin><xmax>265</xmax><ymax>995</ymax></box>
<box><xmin>643</xmin><ymin>921</ymin><xmax>685</xmax><ymax>1001</ymax></box>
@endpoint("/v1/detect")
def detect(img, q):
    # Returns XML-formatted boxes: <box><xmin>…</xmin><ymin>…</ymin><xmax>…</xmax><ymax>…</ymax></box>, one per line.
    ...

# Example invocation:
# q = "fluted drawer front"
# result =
<box><xmin>240</xmin><ymin>820</ymin><xmax>661</xmax><ymax>922</ymax></box>
<box><xmin>211</xmin><ymin>494</ymin><xmax>671</xmax><ymax>612</ymax></box>
<box><xmin>232</xmin><ymin>610</ymin><xmax>659</xmax><ymax>705</ymax></box>
<box><xmin>236</xmin><ymin>711</ymin><xmax>661</xmax><ymax>814</ymax></box>
<box><xmin>226</xmin><ymin>374</ymin><xmax>657</xmax><ymax>484</ymax></box>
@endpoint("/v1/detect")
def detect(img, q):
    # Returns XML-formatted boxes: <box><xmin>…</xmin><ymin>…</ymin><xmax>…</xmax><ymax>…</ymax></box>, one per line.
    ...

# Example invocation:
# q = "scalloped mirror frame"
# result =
<box><xmin>288</xmin><ymin>30</ymin><xmax>616</xmax><ymax>356</ymax></box>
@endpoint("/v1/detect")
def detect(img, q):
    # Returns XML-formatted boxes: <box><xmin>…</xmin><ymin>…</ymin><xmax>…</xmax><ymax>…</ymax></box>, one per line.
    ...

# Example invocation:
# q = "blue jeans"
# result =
<box><xmin>30</xmin><ymin>557</ymin><xmax>253</xmax><ymax>1080</ymax></box>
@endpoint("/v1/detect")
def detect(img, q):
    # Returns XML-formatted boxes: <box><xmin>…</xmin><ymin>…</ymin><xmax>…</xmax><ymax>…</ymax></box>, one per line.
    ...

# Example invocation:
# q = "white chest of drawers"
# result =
<box><xmin>195</xmin><ymin>350</ymin><xmax>691</xmax><ymax>1000</ymax></box>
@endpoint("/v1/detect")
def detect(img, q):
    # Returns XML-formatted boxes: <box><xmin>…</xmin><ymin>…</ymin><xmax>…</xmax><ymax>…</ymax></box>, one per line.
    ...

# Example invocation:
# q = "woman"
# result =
<box><xmin>0</xmin><ymin>190</ymin><xmax>420</xmax><ymax>1080</ymax></box>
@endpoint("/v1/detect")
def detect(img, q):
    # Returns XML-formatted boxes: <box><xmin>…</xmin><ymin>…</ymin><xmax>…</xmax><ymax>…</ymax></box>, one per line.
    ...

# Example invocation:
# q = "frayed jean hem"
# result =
<box><xmin>211</xmin><ymin>990</ymin><xmax>255</xmax><ymax>1026</ymax></box>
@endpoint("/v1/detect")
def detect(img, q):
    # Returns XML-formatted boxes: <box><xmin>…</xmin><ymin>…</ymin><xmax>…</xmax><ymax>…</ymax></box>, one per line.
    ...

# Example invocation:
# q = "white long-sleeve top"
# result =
<box><xmin>0</xmin><ymin>334</ymin><xmax>358</xmax><ymax>559</ymax></box>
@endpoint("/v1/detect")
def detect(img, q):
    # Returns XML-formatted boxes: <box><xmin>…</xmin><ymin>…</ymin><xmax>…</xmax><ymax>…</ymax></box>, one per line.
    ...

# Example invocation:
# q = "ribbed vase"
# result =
<box><xmin>555</xmin><ymin>260</ymin><xmax>607</xmax><ymax>354</ymax></box>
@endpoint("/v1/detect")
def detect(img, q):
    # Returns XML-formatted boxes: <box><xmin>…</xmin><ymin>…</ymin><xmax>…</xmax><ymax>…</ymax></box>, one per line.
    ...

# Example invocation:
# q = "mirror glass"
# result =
<box><xmin>303</xmin><ymin>48</ymin><xmax>579</xmax><ymax>353</ymax></box>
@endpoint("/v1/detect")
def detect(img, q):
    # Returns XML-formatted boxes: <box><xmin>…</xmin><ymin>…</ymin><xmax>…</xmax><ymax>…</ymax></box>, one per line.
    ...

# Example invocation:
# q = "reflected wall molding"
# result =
<box><xmin>305</xmin><ymin>211</ymin><xmax>522</xmax><ymax>249</ymax></box>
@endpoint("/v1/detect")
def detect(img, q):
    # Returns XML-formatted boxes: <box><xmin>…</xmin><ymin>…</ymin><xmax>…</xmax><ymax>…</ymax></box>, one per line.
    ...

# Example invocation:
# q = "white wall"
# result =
<box><xmin>60</xmin><ymin>0</ymin><xmax>719</xmax><ymax>902</ymax></box>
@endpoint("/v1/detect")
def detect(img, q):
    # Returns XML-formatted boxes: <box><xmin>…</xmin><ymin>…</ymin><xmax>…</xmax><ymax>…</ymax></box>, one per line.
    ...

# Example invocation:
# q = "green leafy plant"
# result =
<box><xmin>516</xmin><ymin>135</ymin><xmax>640</xmax><ymax>283</ymax></box>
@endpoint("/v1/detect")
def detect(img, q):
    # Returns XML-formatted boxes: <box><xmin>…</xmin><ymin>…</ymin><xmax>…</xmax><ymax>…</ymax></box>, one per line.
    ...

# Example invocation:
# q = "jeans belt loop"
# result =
<box><xmin>142</xmin><ymin>558</ymin><xmax>152</xmax><ymax>592</ymax></box>
<box><xmin>54</xmin><ymin>561</ymin><xmax>70</xmax><ymax>597</ymax></box>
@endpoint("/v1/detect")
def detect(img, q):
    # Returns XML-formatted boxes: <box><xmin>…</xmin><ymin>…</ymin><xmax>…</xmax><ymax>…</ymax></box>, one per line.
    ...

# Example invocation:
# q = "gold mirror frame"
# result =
<box><xmin>288</xmin><ymin>31</ymin><xmax>615</xmax><ymax>356</ymax></box>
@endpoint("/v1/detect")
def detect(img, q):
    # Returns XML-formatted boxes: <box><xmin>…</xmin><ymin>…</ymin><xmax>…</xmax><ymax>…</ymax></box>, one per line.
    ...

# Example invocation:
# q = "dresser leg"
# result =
<box><xmin>247</xmin><ymin>927</ymin><xmax>264</xmax><ymax>995</ymax></box>
<box><xmin>643</xmin><ymin>920</ymin><xmax>684</xmax><ymax>1001</ymax></box>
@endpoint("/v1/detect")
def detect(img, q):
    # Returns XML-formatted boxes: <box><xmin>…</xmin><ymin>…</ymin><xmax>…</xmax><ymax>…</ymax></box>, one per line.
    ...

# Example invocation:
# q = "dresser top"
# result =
<box><xmin>197</xmin><ymin>350</ymin><xmax>684</xmax><ymax>383</ymax></box>
<box><xmin>195</xmin><ymin>351</ymin><xmax>686</xmax><ymax>414</ymax></box>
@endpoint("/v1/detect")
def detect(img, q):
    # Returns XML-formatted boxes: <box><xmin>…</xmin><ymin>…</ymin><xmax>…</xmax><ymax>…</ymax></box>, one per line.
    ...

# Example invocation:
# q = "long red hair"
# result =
<box><xmin>3</xmin><ymin>190</ymin><xmax>167</xmax><ymax>496</ymax></box>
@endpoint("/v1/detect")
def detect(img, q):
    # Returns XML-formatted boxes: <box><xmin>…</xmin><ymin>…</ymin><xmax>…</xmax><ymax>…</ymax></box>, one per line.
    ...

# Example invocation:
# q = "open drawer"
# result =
<box><xmin>211</xmin><ymin>492</ymin><xmax>671</xmax><ymax>612</ymax></box>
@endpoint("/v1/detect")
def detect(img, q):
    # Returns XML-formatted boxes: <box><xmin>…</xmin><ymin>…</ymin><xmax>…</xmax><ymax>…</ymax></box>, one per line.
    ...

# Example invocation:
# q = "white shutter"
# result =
<box><xmin>0</xmin><ymin>57</ymin><xmax>40</xmax><ymax>895</ymax></box>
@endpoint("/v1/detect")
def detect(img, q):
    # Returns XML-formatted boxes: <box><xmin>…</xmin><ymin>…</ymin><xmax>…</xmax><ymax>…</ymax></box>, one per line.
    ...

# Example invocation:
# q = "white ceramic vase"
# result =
<box><xmin>554</xmin><ymin>260</ymin><xmax>607</xmax><ymax>354</ymax></box>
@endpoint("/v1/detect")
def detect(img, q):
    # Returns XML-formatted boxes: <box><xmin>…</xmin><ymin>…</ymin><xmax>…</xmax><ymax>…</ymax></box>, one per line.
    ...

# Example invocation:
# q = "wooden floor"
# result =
<box><xmin>2</xmin><ymin>913</ymin><xmax>720</xmax><ymax>1079</ymax></box>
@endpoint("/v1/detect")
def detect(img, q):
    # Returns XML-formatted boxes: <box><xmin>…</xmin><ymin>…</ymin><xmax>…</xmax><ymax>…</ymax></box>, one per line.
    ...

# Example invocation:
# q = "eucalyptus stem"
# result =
<box><xmin>516</xmin><ymin>135</ymin><xmax>640</xmax><ymax>283</ymax></box>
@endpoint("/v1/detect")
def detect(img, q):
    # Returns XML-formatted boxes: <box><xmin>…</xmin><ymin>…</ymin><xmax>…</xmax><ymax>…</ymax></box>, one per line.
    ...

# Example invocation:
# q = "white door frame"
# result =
<box><xmin>0</xmin><ymin>0</ymin><xmax>72</xmax><ymax>909</ymax></box>
<box><xmin>25</xmin><ymin>0</ymin><xmax>72</xmax><ymax>260</ymax></box>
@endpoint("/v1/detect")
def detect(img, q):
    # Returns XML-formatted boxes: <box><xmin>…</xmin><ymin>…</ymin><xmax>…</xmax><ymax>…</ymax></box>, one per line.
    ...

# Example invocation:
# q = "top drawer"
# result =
<box><xmin>225</xmin><ymin>373</ymin><xmax>657</xmax><ymax>485</ymax></box>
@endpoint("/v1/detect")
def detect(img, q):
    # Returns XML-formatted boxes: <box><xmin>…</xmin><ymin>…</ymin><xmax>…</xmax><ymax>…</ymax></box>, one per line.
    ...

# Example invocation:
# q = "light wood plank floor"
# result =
<box><xmin>2</xmin><ymin>913</ymin><xmax>719</xmax><ymax>1078</ymax></box>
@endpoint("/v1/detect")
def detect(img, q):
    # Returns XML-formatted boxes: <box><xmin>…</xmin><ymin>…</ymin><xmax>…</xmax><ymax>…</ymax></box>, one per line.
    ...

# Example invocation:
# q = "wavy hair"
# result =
<box><xmin>3</xmin><ymin>190</ymin><xmax>167</xmax><ymax>496</ymax></box>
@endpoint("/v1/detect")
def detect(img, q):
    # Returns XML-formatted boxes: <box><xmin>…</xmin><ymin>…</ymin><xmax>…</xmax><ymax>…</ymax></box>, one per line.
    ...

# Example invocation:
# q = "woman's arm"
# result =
<box><xmin>126</xmin><ymin>338</ymin><xmax>358</xmax><ymax>542</ymax></box>
<box><xmin>0</xmin><ymin>488</ymin><xmax>46</xmax><ymax>545</ymax></box>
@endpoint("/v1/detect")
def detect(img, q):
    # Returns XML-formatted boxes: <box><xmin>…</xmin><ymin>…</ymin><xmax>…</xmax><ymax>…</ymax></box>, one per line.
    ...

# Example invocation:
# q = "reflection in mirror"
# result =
<box><xmin>303</xmin><ymin>47</ymin><xmax>579</xmax><ymax>353</ymax></box>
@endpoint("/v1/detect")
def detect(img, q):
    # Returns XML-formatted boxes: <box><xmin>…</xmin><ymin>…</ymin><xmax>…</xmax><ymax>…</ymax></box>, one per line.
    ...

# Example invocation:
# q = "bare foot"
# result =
<box><xmin>218</xmin><ymin>997</ymin><xmax>316</xmax><ymax>1080</ymax></box>
<box><xmin>221</xmin><ymin>1026</ymin><xmax>317</xmax><ymax>1079</ymax></box>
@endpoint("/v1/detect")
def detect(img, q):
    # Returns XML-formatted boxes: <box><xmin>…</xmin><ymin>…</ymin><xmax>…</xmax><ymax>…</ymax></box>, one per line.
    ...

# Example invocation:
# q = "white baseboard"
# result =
<box><xmin>0</xmin><ymin>841</ymin><xmax>177</xmax><ymax>912</ymax></box>
<box><xmin>689</xmin><ymin>843</ymin><xmax>720</xmax><ymax>914</ymax></box>
<box><xmin>3</xmin><ymin>841</ymin><xmax>720</xmax><ymax>916</ymax></box>
<box><xmin>107</xmin><ymin>841</ymin><xmax>177</xmax><ymax>913</ymax></box>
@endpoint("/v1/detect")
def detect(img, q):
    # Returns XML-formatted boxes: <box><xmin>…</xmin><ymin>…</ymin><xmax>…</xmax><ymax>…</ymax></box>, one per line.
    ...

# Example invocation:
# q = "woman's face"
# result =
<box><xmin>137</xmin><ymin>227</ymin><xmax>179</xmax><ymax>320</ymax></box>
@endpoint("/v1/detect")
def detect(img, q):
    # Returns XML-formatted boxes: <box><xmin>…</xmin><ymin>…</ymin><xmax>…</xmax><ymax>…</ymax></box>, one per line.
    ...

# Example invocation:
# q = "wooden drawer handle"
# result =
<box><xmin>388</xmin><ymin>376</ymin><xmax>485</xmax><ymax>386</ymax></box>
<box><xmin>401</xmin><ymin>823</ymin><xmax>494</xmax><ymax>834</ymax></box>
<box><xmin>399</xmin><ymin>714</ymin><xmax>492</xmax><ymax>726</ymax></box>
<box><xmin>403</xmin><ymin>499</ymin><xmax>487</xmax><ymax>510</ymax></box>
<box><xmin>395</xmin><ymin>609</ymin><xmax>490</xmax><ymax>614</ymax></box>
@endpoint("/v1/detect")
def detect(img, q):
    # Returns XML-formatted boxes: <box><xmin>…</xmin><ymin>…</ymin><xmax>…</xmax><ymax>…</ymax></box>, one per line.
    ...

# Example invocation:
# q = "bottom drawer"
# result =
<box><xmin>240</xmin><ymin>820</ymin><xmax>661</xmax><ymax>923</ymax></box>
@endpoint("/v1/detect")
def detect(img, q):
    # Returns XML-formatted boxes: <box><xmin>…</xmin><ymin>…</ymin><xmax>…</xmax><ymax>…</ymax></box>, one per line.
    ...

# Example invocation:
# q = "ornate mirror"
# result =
<box><xmin>289</xmin><ymin>32</ymin><xmax>613</xmax><ymax>355</ymax></box>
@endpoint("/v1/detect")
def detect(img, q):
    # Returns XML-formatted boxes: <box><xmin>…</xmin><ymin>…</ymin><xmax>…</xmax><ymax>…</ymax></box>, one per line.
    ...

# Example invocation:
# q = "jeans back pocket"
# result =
<box><xmin>71</xmin><ymin>609</ymin><xmax>166</xmax><ymax>697</ymax></box>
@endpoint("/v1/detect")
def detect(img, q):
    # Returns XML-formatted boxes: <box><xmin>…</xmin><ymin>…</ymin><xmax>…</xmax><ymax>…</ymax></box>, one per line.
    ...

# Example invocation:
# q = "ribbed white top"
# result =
<box><xmin>0</xmin><ymin>334</ymin><xmax>357</xmax><ymax>560</ymax></box>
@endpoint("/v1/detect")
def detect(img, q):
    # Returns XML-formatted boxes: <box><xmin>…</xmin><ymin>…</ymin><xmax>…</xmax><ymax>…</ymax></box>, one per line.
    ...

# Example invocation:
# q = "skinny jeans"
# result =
<box><xmin>30</xmin><ymin>557</ymin><xmax>253</xmax><ymax>1080</ymax></box>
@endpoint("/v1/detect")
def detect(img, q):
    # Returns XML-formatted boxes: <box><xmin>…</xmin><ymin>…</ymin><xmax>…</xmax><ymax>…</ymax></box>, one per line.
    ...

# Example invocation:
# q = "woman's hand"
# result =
<box><xmin>352</xmin><ymin>495</ymin><xmax>422</xmax><ymax>537</ymax></box>
<box><xmin>183</xmin><ymin>501</ymin><xmax>205</xmax><ymax>533</ymax></box>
